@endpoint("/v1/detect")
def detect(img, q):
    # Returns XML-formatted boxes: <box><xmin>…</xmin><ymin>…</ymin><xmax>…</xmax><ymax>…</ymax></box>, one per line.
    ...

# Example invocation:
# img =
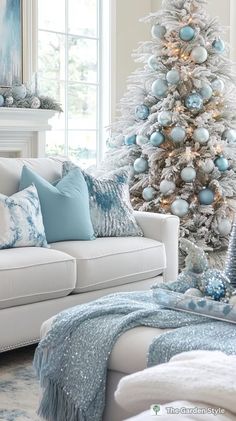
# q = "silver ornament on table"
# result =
<box><xmin>30</xmin><ymin>96</ymin><xmax>41</xmax><ymax>109</ymax></box>
<box><xmin>4</xmin><ymin>96</ymin><xmax>14</xmax><ymax>106</ymax></box>
<box><xmin>225</xmin><ymin>220</ymin><xmax>236</xmax><ymax>288</ymax></box>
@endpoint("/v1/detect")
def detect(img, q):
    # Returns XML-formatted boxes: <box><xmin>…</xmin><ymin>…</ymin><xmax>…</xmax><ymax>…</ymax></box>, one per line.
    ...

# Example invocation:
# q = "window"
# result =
<box><xmin>38</xmin><ymin>0</ymin><xmax>108</xmax><ymax>168</ymax></box>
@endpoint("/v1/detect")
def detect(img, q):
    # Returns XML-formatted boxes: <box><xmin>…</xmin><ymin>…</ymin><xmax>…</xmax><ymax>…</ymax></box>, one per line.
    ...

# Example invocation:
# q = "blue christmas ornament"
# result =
<box><xmin>171</xmin><ymin>199</ymin><xmax>189</xmax><ymax>217</ymax></box>
<box><xmin>0</xmin><ymin>95</ymin><xmax>4</xmax><ymax>107</ymax></box>
<box><xmin>212</xmin><ymin>38</ymin><xmax>225</xmax><ymax>53</ymax></box>
<box><xmin>211</xmin><ymin>78</ymin><xmax>224</xmax><ymax>93</ymax></box>
<box><xmin>148</xmin><ymin>55</ymin><xmax>159</xmax><ymax>71</ymax></box>
<box><xmin>198</xmin><ymin>188</ymin><xmax>215</xmax><ymax>205</ymax></box>
<box><xmin>124</xmin><ymin>135</ymin><xmax>136</xmax><ymax>146</ymax></box>
<box><xmin>203</xmin><ymin>273</ymin><xmax>226</xmax><ymax>301</ymax></box>
<box><xmin>199</xmin><ymin>84</ymin><xmax>213</xmax><ymax>101</ymax></box>
<box><xmin>158</xmin><ymin>111</ymin><xmax>172</xmax><ymax>126</ymax></box>
<box><xmin>166</xmin><ymin>69</ymin><xmax>180</xmax><ymax>85</ymax></box>
<box><xmin>12</xmin><ymin>84</ymin><xmax>27</xmax><ymax>100</ymax></box>
<box><xmin>170</xmin><ymin>126</ymin><xmax>186</xmax><ymax>143</ymax></box>
<box><xmin>151</xmin><ymin>79</ymin><xmax>168</xmax><ymax>97</ymax></box>
<box><xmin>150</xmin><ymin>131</ymin><xmax>165</xmax><ymax>147</ymax></box>
<box><xmin>190</xmin><ymin>46</ymin><xmax>208</xmax><ymax>64</ymax></box>
<box><xmin>151</xmin><ymin>24</ymin><xmax>166</xmax><ymax>39</ymax></box>
<box><xmin>181</xmin><ymin>167</ymin><xmax>196</xmax><ymax>183</ymax></box>
<box><xmin>142</xmin><ymin>187</ymin><xmax>156</xmax><ymax>201</ymax></box>
<box><xmin>135</xmin><ymin>104</ymin><xmax>149</xmax><ymax>120</ymax></box>
<box><xmin>133</xmin><ymin>157</ymin><xmax>148</xmax><ymax>173</ymax></box>
<box><xmin>223</xmin><ymin>129</ymin><xmax>236</xmax><ymax>143</ymax></box>
<box><xmin>193</xmin><ymin>127</ymin><xmax>209</xmax><ymax>144</ymax></box>
<box><xmin>214</xmin><ymin>156</ymin><xmax>229</xmax><ymax>172</ymax></box>
<box><xmin>179</xmin><ymin>26</ymin><xmax>195</xmax><ymax>41</ymax></box>
<box><xmin>185</xmin><ymin>93</ymin><xmax>203</xmax><ymax>112</ymax></box>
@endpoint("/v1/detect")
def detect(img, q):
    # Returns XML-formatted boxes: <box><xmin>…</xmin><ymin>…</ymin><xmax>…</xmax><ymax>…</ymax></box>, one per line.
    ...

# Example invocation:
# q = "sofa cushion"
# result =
<box><xmin>50</xmin><ymin>237</ymin><xmax>165</xmax><ymax>292</ymax></box>
<box><xmin>0</xmin><ymin>247</ymin><xmax>76</xmax><ymax>309</ymax></box>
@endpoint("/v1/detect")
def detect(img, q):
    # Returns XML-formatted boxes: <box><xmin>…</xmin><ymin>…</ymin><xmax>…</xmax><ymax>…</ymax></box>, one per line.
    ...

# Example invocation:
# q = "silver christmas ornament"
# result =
<box><xmin>190</xmin><ymin>46</ymin><xmax>208</xmax><ymax>64</ymax></box>
<box><xmin>30</xmin><ymin>96</ymin><xmax>41</xmax><ymax>109</ymax></box>
<box><xmin>160</xmin><ymin>180</ymin><xmax>176</xmax><ymax>195</ymax></box>
<box><xmin>225</xmin><ymin>221</ymin><xmax>236</xmax><ymax>288</ymax></box>
<box><xmin>185</xmin><ymin>93</ymin><xmax>203</xmax><ymax>112</ymax></box>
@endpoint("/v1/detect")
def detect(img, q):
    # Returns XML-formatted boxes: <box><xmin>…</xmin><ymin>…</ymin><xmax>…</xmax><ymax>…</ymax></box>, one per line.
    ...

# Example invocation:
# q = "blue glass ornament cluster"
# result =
<box><xmin>170</xmin><ymin>126</ymin><xmax>186</xmax><ymax>143</ymax></box>
<box><xmin>212</xmin><ymin>38</ymin><xmax>225</xmax><ymax>53</ymax></box>
<box><xmin>150</xmin><ymin>131</ymin><xmax>165</xmax><ymax>147</ymax></box>
<box><xmin>214</xmin><ymin>156</ymin><xmax>229</xmax><ymax>172</ymax></box>
<box><xmin>158</xmin><ymin>111</ymin><xmax>172</xmax><ymax>126</ymax></box>
<box><xmin>171</xmin><ymin>199</ymin><xmax>189</xmax><ymax>217</ymax></box>
<box><xmin>179</xmin><ymin>26</ymin><xmax>195</xmax><ymax>41</ymax></box>
<box><xmin>198</xmin><ymin>188</ymin><xmax>215</xmax><ymax>205</ymax></box>
<box><xmin>185</xmin><ymin>93</ymin><xmax>203</xmax><ymax>112</ymax></box>
<box><xmin>134</xmin><ymin>157</ymin><xmax>148</xmax><ymax>173</ymax></box>
<box><xmin>142</xmin><ymin>186</ymin><xmax>156</xmax><ymax>201</ymax></box>
<box><xmin>152</xmin><ymin>79</ymin><xmax>168</xmax><ymax>97</ymax></box>
<box><xmin>124</xmin><ymin>135</ymin><xmax>136</xmax><ymax>146</ymax></box>
<box><xmin>135</xmin><ymin>104</ymin><xmax>149</xmax><ymax>120</ymax></box>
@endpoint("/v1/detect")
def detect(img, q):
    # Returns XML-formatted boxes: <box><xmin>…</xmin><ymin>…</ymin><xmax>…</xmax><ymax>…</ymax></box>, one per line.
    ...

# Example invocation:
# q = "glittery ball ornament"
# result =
<box><xmin>179</xmin><ymin>25</ymin><xmax>195</xmax><ymax>41</ymax></box>
<box><xmin>185</xmin><ymin>93</ymin><xmax>203</xmax><ymax>112</ymax></box>
<box><xmin>199</xmin><ymin>84</ymin><xmax>213</xmax><ymax>101</ymax></box>
<box><xmin>151</xmin><ymin>79</ymin><xmax>168</xmax><ymax>98</ymax></box>
<box><xmin>151</xmin><ymin>24</ymin><xmax>166</xmax><ymax>39</ymax></box>
<box><xmin>4</xmin><ymin>96</ymin><xmax>14</xmax><ymax>106</ymax></box>
<box><xmin>150</xmin><ymin>131</ymin><xmax>165</xmax><ymax>147</ymax></box>
<box><xmin>0</xmin><ymin>95</ymin><xmax>4</xmax><ymax>107</ymax></box>
<box><xmin>211</xmin><ymin>78</ymin><xmax>224</xmax><ymax>94</ymax></box>
<box><xmin>225</xmin><ymin>221</ymin><xmax>236</xmax><ymax>288</ymax></box>
<box><xmin>190</xmin><ymin>46</ymin><xmax>208</xmax><ymax>64</ymax></box>
<box><xmin>198</xmin><ymin>188</ymin><xmax>214</xmax><ymax>205</ymax></box>
<box><xmin>214</xmin><ymin>156</ymin><xmax>229</xmax><ymax>172</ymax></box>
<box><xmin>136</xmin><ymin>135</ymin><xmax>149</xmax><ymax>146</ymax></box>
<box><xmin>193</xmin><ymin>127</ymin><xmax>209</xmax><ymax>144</ymax></box>
<box><xmin>160</xmin><ymin>180</ymin><xmax>176</xmax><ymax>195</ymax></box>
<box><xmin>201</xmin><ymin>270</ymin><xmax>229</xmax><ymax>300</ymax></box>
<box><xmin>124</xmin><ymin>135</ymin><xmax>136</xmax><ymax>146</ymax></box>
<box><xmin>181</xmin><ymin>167</ymin><xmax>196</xmax><ymax>183</ymax></box>
<box><xmin>218</xmin><ymin>219</ymin><xmax>232</xmax><ymax>236</ymax></box>
<box><xmin>166</xmin><ymin>69</ymin><xmax>180</xmax><ymax>85</ymax></box>
<box><xmin>158</xmin><ymin>111</ymin><xmax>172</xmax><ymax>126</ymax></box>
<box><xmin>212</xmin><ymin>37</ymin><xmax>225</xmax><ymax>53</ymax></box>
<box><xmin>135</xmin><ymin>104</ymin><xmax>149</xmax><ymax>120</ymax></box>
<box><xmin>12</xmin><ymin>84</ymin><xmax>27</xmax><ymax>100</ymax></box>
<box><xmin>30</xmin><ymin>97</ymin><xmax>41</xmax><ymax>109</ymax></box>
<box><xmin>148</xmin><ymin>55</ymin><xmax>159</xmax><ymax>71</ymax></box>
<box><xmin>142</xmin><ymin>187</ymin><xmax>156</xmax><ymax>201</ymax></box>
<box><xmin>171</xmin><ymin>199</ymin><xmax>189</xmax><ymax>217</ymax></box>
<box><xmin>222</xmin><ymin>129</ymin><xmax>236</xmax><ymax>143</ymax></box>
<box><xmin>170</xmin><ymin>126</ymin><xmax>186</xmax><ymax>143</ymax></box>
<box><xmin>133</xmin><ymin>157</ymin><xmax>148</xmax><ymax>173</ymax></box>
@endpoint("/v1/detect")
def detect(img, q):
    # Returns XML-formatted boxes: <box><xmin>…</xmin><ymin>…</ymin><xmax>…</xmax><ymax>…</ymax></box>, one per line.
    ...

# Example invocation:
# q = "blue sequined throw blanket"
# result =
<box><xmin>34</xmin><ymin>291</ymin><xmax>236</xmax><ymax>421</ymax></box>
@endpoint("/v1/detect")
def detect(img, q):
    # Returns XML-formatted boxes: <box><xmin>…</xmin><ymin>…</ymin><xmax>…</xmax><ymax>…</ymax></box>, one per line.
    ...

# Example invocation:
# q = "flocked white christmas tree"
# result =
<box><xmin>104</xmin><ymin>0</ymin><xmax>236</xmax><ymax>259</ymax></box>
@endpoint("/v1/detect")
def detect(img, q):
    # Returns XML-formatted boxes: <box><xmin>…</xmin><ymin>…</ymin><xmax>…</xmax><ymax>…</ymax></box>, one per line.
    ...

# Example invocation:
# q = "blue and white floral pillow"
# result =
<box><xmin>63</xmin><ymin>161</ymin><xmax>143</xmax><ymax>238</ymax></box>
<box><xmin>0</xmin><ymin>184</ymin><xmax>48</xmax><ymax>249</ymax></box>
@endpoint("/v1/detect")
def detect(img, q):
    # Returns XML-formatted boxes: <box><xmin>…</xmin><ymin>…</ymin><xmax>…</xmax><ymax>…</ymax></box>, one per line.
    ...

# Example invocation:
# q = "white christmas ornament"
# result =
<box><xmin>222</xmin><ymin>129</ymin><xmax>236</xmax><ymax>143</ymax></box>
<box><xmin>211</xmin><ymin>78</ymin><xmax>224</xmax><ymax>93</ymax></box>
<box><xmin>160</xmin><ymin>180</ymin><xmax>176</xmax><ymax>195</ymax></box>
<box><xmin>218</xmin><ymin>219</ymin><xmax>232</xmax><ymax>236</ymax></box>
<box><xmin>193</xmin><ymin>127</ymin><xmax>210</xmax><ymax>144</ymax></box>
<box><xmin>151</xmin><ymin>24</ymin><xmax>166</xmax><ymax>39</ymax></box>
<box><xmin>190</xmin><ymin>46</ymin><xmax>208</xmax><ymax>64</ymax></box>
<box><xmin>148</xmin><ymin>55</ymin><xmax>159</xmax><ymax>71</ymax></box>
<box><xmin>136</xmin><ymin>135</ymin><xmax>149</xmax><ymax>146</ymax></box>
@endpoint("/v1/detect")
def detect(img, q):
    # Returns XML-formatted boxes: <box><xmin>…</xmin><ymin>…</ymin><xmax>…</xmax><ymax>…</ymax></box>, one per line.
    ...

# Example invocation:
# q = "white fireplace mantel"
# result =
<box><xmin>0</xmin><ymin>108</ymin><xmax>56</xmax><ymax>158</ymax></box>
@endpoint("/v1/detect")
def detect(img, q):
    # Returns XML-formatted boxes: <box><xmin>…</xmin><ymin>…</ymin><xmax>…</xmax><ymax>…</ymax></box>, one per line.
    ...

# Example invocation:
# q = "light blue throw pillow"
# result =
<box><xmin>0</xmin><ymin>185</ymin><xmax>48</xmax><ymax>249</ymax></box>
<box><xmin>63</xmin><ymin>161</ymin><xmax>143</xmax><ymax>238</ymax></box>
<box><xmin>19</xmin><ymin>166</ymin><xmax>95</xmax><ymax>243</ymax></box>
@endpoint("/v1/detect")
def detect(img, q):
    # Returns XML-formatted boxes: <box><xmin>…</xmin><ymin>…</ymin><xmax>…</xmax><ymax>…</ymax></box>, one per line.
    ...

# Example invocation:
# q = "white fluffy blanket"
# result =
<box><xmin>115</xmin><ymin>351</ymin><xmax>236</xmax><ymax>420</ymax></box>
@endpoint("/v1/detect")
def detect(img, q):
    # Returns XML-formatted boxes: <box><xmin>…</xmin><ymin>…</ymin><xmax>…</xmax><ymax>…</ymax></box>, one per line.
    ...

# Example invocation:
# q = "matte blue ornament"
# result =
<box><xmin>199</xmin><ymin>84</ymin><xmax>213</xmax><ymax>101</ymax></box>
<box><xmin>0</xmin><ymin>95</ymin><xmax>4</xmax><ymax>107</ymax></box>
<box><xmin>158</xmin><ymin>111</ymin><xmax>172</xmax><ymax>126</ymax></box>
<box><xmin>124</xmin><ymin>135</ymin><xmax>136</xmax><ymax>146</ymax></box>
<box><xmin>166</xmin><ymin>69</ymin><xmax>180</xmax><ymax>85</ymax></box>
<box><xmin>142</xmin><ymin>187</ymin><xmax>156</xmax><ymax>201</ymax></box>
<box><xmin>212</xmin><ymin>38</ymin><xmax>225</xmax><ymax>53</ymax></box>
<box><xmin>185</xmin><ymin>93</ymin><xmax>203</xmax><ymax>112</ymax></box>
<box><xmin>181</xmin><ymin>167</ymin><xmax>196</xmax><ymax>183</ymax></box>
<box><xmin>171</xmin><ymin>199</ymin><xmax>189</xmax><ymax>217</ymax></box>
<box><xmin>193</xmin><ymin>127</ymin><xmax>209</xmax><ymax>144</ymax></box>
<box><xmin>150</xmin><ymin>131</ymin><xmax>165</xmax><ymax>147</ymax></box>
<box><xmin>135</xmin><ymin>104</ymin><xmax>149</xmax><ymax>120</ymax></box>
<box><xmin>214</xmin><ymin>156</ymin><xmax>229</xmax><ymax>172</ymax></box>
<box><xmin>133</xmin><ymin>157</ymin><xmax>148</xmax><ymax>173</ymax></box>
<box><xmin>151</xmin><ymin>79</ymin><xmax>168</xmax><ymax>97</ymax></box>
<box><xmin>148</xmin><ymin>55</ymin><xmax>159</xmax><ymax>71</ymax></box>
<box><xmin>179</xmin><ymin>26</ymin><xmax>195</xmax><ymax>41</ymax></box>
<box><xmin>198</xmin><ymin>188</ymin><xmax>215</xmax><ymax>205</ymax></box>
<box><xmin>170</xmin><ymin>126</ymin><xmax>186</xmax><ymax>143</ymax></box>
<box><xmin>151</xmin><ymin>24</ymin><xmax>166</xmax><ymax>39</ymax></box>
<box><xmin>223</xmin><ymin>129</ymin><xmax>236</xmax><ymax>143</ymax></box>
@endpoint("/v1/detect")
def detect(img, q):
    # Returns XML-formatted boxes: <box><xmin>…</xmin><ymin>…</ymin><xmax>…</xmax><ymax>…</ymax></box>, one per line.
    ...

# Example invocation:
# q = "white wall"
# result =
<box><xmin>112</xmin><ymin>0</ymin><xmax>235</xmax><ymax>121</ymax></box>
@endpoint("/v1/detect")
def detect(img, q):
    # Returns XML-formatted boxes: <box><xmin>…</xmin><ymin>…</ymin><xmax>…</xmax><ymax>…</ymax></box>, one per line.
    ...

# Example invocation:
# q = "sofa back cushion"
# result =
<box><xmin>0</xmin><ymin>157</ymin><xmax>63</xmax><ymax>196</ymax></box>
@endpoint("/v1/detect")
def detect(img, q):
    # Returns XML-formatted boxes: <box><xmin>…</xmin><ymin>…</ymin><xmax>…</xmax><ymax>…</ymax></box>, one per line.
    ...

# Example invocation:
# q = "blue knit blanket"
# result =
<box><xmin>34</xmin><ymin>291</ymin><xmax>236</xmax><ymax>421</ymax></box>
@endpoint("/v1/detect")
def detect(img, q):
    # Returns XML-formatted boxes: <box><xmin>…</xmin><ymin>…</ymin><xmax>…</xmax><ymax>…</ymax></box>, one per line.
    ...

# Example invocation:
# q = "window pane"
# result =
<box><xmin>38</xmin><ymin>32</ymin><xmax>65</xmax><ymax>81</ymax></box>
<box><xmin>68</xmin><ymin>0</ymin><xmax>97</xmax><ymax>37</ymax></box>
<box><xmin>68</xmin><ymin>131</ymin><xmax>97</xmax><ymax>168</ymax></box>
<box><xmin>46</xmin><ymin>131</ymin><xmax>66</xmax><ymax>156</ymax></box>
<box><xmin>68</xmin><ymin>83</ymin><xmax>97</xmax><ymax>130</ymax></box>
<box><xmin>68</xmin><ymin>36</ymin><xmax>97</xmax><ymax>83</ymax></box>
<box><xmin>38</xmin><ymin>0</ymin><xmax>65</xmax><ymax>32</ymax></box>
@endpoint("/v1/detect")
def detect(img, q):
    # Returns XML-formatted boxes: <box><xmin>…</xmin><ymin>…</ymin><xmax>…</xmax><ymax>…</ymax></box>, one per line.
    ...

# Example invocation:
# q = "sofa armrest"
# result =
<box><xmin>134</xmin><ymin>211</ymin><xmax>179</xmax><ymax>283</ymax></box>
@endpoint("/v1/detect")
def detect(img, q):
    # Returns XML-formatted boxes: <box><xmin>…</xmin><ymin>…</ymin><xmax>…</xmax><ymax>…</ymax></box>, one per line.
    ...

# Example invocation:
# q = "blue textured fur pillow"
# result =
<box><xmin>62</xmin><ymin>162</ymin><xmax>143</xmax><ymax>238</ymax></box>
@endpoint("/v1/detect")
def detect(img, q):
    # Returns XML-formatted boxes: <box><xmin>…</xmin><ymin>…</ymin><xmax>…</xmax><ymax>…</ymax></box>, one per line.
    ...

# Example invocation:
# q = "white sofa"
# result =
<box><xmin>0</xmin><ymin>157</ymin><xmax>179</xmax><ymax>353</ymax></box>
